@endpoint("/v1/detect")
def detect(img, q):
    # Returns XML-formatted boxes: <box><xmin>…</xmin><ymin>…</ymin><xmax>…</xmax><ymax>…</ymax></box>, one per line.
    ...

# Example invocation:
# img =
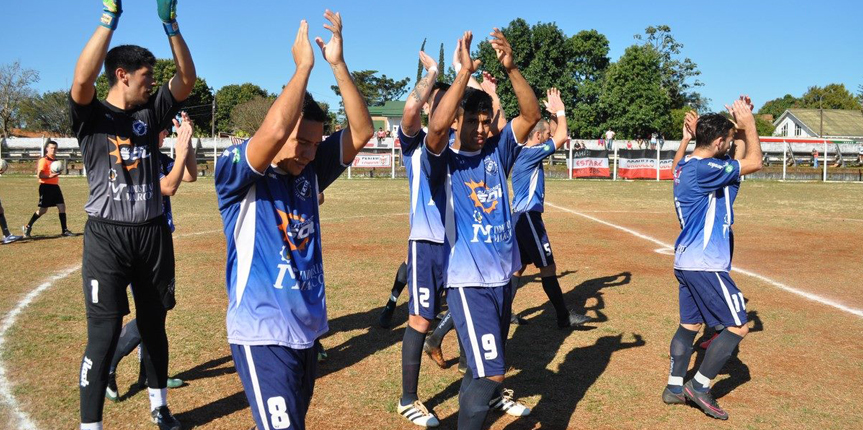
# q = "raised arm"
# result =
<box><xmin>490</xmin><ymin>28</ymin><xmax>540</xmax><ymax>142</ymax></box>
<box><xmin>479</xmin><ymin>71</ymin><xmax>507</xmax><ymax>136</ymax></box>
<box><xmin>673</xmin><ymin>110</ymin><xmax>698</xmax><ymax>171</ymax></box>
<box><xmin>161</xmin><ymin>114</ymin><xmax>192</xmax><ymax>196</ymax></box>
<box><xmin>175</xmin><ymin>111</ymin><xmax>197</xmax><ymax>182</ymax></box>
<box><xmin>156</xmin><ymin>0</ymin><xmax>196</xmax><ymax>102</ymax></box>
<box><xmin>70</xmin><ymin>1</ymin><xmax>121</xmax><ymax>104</ymax></box>
<box><xmin>402</xmin><ymin>51</ymin><xmax>438</xmax><ymax>137</ymax></box>
<box><xmin>727</xmin><ymin>97</ymin><xmax>762</xmax><ymax>175</ymax></box>
<box><xmin>543</xmin><ymin>88</ymin><xmax>568</xmax><ymax>149</ymax></box>
<box><xmin>316</xmin><ymin>10</ymin><xmax>373</xmax><ymax>164</ymax></box>
<box><xmin>427</xmin><ymin>32</ymin><xmax>481</xmax><ymax>155</ymax></box>
<box><xmin>247</xmin><ymin>21</ymin><xmax>314</xmax><ymax>172</ymax></box>
<box><xmin>730</xmin><ymin>95</ymin><xmax>753</xmax><ymax>161</ymax></box>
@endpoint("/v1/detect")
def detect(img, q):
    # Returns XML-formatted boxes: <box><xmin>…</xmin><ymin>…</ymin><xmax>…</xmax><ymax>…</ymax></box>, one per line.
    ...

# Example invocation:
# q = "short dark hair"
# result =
<box><xmin>460</xmin><ymin>88</ymin><xmax>493</xmax><ymax>116</ymax></box>
<box><xmin>530</xmin><ymin>121</ymin><xmax>548</xmax><ymax>139</ymax></box>
<box><xmin>695</xmin><ymin>114</ymin><xmax>734</xmax><ymax>149</ymax></box>
<box><xmin>104</xmin><ymin>45</ymin><xmax>156</xmax><ymax>87</ymax></box>
<box><xmin>44</xmin><ymin>140</ymin><xmax>58</xmax><ymax>152</ymax></box>
<box><xmin>432</xmin><ymin>82</ymin><xmax>451</xmax><ymax>93</ymax></box>
<box><xmin>302</xmin><ymin>92</ymin><xmax>328</xmax><ymax>123</ymax></box>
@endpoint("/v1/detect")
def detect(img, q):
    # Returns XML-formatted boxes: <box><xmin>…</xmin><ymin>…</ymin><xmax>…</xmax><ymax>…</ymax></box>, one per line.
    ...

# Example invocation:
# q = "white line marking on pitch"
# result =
<box><xmin>0</xmin><ymin>210</ymin><xmax>411</xmax><ymax>428</ymax></box>
<box><xmin>546</xmin><ymin>202</ymin><xmax>863</xmax><ymax>319</ymax></box>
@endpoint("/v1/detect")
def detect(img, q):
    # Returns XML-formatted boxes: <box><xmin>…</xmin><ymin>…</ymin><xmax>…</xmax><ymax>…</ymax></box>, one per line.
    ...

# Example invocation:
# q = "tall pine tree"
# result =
<box><xmin>416</xmin><ymin>38</ymin><xmax>427</xmax><ymax>84</ymax></box>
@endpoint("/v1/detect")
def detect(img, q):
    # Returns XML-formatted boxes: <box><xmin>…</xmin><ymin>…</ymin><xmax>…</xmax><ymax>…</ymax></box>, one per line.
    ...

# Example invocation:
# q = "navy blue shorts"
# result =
<box><xmin>514</xmin><ymin>211</ymin><xmax>555</xmax><ymax>269</ymax></box>
<box><xmin>407</xmin><ymin>240</ymin><xmax>447</xmax><ymax>320</ymax></box>
<box><xmin>675</xmin><ymin>270</ymin><xmax>748</xmax><ymax>328</ymax></box>
<box><xmin>447</xmin><ymin>284</ymin><xmax>512</xmax><ymax>378</ymax></box>
<box><xmin>231</xmin><ymin>343</ymin><xmax>317</xmax><ymax>430</ymax></box>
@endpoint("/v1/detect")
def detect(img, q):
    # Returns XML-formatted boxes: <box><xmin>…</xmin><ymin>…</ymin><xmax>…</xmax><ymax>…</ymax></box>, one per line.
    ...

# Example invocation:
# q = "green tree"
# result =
<box><xmin>476</xmin><ymin>19</ymin><xmax>578</xmax><ymax>122</ymax></box>
<box><xmin>634</xmin><ymin>25</ymin><xmax>702</xmax><ymax>110</ymax></box>
<box><xmin>0</xmin><ymin>61</ymin><xmax>40</xmax><ymax>137</ymax></box>
<box><xmin>600</xmin><ymin>45</ymin><xmax>671</xmax><ymax>139</ymax></box>
<box><xmin>568</xmin><ymin>29</ymin><xmax>611</xmax><ymax>138</ymax></box>
<box><xmin>330</xmin><ymin>70</ymin><xmax>410</xmax><ymax>111</ymax></box>
<box><xmin>230</xmin><ymin>95</ymin><xmax>275</xmax><ymax>136</ymax></box>
<box><xmin>755</xmin><ymin>116</ymin><xmax>776</xmax><ymax>136</ymax></box>
<box><xmin>19</xmin><ymin>90</ymin><xmax>73</xmax><ymax>136</ymax></box>
<box><xmin>757</xmin><ymin>94</ymin><xmax>798</xmax><ymax>120</ymax></box>
<box><xmin>416</xmin><ymin>38</ymin><xmax>427</xmax><ymax>84</ymax></box>
<box><xmin>798</xmin><ymin>83</ymin><xmax>861</xmax><ymax>110</ymax></box>
<box><xmin>437</xmin><ymin>43</ymin><xmax>446</xmax><ymax>83</ymax></box>
<box><xmin>668</xmin><ymin>106</ymin><xmax>694</xmax><ymax>140</ymax></box>
<box><xmin>215</xmin><ymin>83</ymin><xmax>269</xmax><ymax>134</ymax></box>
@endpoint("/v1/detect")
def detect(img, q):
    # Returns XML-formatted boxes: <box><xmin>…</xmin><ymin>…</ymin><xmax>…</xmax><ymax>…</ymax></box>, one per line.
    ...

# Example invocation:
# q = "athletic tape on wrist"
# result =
<box><xmin>428</xmin><ymin>67</ymin><xmax>438</xmax><ymax>75</ymax></box>
<box><xmin>100</xmin><ymin>12</ymin><xmax>120</xmax><ymax>30</ymax></box>
<box><xmin>163</xmin><ymin>21</ymin><xmax>180</xmax><ymax>36</ymax></box>
<box><xmin>556</xmin><ymin>110</ymin><xmax>565</xmax><ymax>117</ymax></box>
<box><xmin>454</xmin><ymin>62</ymin><xmax>462</xmax><ymax>73</ymax></box>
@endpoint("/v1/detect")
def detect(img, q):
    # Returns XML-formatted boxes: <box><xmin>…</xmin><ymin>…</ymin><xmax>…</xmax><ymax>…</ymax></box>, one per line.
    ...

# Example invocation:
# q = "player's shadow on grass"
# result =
<box><xmin>316</xmin><ymin>301</ymin><xmax>410</xmax><ymax>378</ymax></box>
<box><xmin>175</xmin><ymin>391</ymin><xmax>248</xmax><ymax>427</ymax></box>
<box><xmin>687</xmin><ymin>308</ymin><xmax>762</xmax><ymax>401</ymax></box>
<box><xmin>519</xmin><ymin>271</ymin><xmax>631</xmax><ymax>325</ymax></box>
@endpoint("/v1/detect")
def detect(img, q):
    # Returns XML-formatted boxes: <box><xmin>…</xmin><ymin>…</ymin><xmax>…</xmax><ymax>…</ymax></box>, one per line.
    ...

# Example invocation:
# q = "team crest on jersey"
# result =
<box><xmin>473</xmin><ymin>210</ymin><xmax>483</xmax><ymax>223</ymax></box>
<box><xmin>465</xmin><ymin>180</ymin><xmax>501</xmax><ymax>214</ymax></box>
<box><xmin>108</xmin><ymin>135</ymin><xmax>150</xmax><ymax>171</ymax></box>
<box><xmin>484</xmin><ymin>158</ymin><xmax>498</xmax><ymax>174</ymax></box>
<box><xmin>132</xmin><ymin>120</ymin><xmax>149</xmax><ymax>136</ymax></box>
<box><xmin>294</xmin><ymin>176</ymin><xmax>312</xmax><ymax>200</ymax></box>
<box><xmin>108</xmin><ymin>168</ymin><xmax>117</xmax><ymax>182</ymax></box>
<box><xmin>277</xmin><ymin>209</ymin><xmax>316</xmax><ymax>251</ymax></box>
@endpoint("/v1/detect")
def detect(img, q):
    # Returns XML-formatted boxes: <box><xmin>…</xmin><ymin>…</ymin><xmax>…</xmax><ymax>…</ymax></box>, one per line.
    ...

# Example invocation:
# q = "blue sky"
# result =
<box><xmin>2</xmin><ymin>0</ymin><xmax>861</xmax><ymax>116</ymax></box>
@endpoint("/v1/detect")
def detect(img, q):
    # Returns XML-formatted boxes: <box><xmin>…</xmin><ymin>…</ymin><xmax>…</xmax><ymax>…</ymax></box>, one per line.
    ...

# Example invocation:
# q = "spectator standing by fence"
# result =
<box><xmin>22</xmin><ymin>140</ymin><xmax>73</xmax><ymax>238</ymax></box>
<box><xmin>605</xmin><ymin>129</ymin><xmax>615</xmax><ymax>151</ymax></box>
<box><xmin>377</xmin><ymin>127</ymin><xmax>386</xmax><ymax>145</ymax></box>
<box><xmin>812</xmin><ymin>148</ymin><xmax>819</xmax><ymax>168</ymax></box>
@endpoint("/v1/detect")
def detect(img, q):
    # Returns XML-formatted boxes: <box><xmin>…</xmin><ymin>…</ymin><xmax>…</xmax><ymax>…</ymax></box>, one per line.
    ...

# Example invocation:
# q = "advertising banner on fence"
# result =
<box><xmin>568</xmin><ymin>149</ymin><xmax>610</xmax><ymax>178</ymax></box>
<box><xmin>351</xmin><ymin>153</ymin><xmax>392</xmax><ymax>168</ymax></box>
<box><xmin>617</xmin><ymin>149</ymin><xmax>676</xmax><ymax>179</ymax></box>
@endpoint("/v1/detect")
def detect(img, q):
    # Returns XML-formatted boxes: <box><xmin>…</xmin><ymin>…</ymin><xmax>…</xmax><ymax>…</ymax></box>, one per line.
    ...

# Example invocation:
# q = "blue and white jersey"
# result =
<box><xmin>157</xmin><ymin>152</ymin><xmax>176</xmax><ymax>232</ymax></box>
<box><xmin>215</xmin><ymin>132</ymin><xmax>348</xmax><ymax>349</ymax></box>
<box><xmin>673</xmin><ymin>155</ymin><xmax>741</xmax><ymax>272</ymax></box>
<box><xmin>511</xmin><ymin>141</ymin><xmax>555</xmax><ymax>213</ymax></box>
<box><xmin>400</xmin><ymin>125</ymin><xmax>449</xmax><ymax>243</ymax></box>
<box><xmin>424</xmin><ymin>122</ymin><xmax>523</xmax><ymax>288</ymax></box>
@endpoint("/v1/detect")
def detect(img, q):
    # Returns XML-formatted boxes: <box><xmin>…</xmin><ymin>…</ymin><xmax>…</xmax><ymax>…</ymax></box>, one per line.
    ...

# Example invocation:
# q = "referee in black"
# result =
<box><xmin>69</xmin><ymin>1</ymin><xmax>196</xmax><ymax>429</ymax></box>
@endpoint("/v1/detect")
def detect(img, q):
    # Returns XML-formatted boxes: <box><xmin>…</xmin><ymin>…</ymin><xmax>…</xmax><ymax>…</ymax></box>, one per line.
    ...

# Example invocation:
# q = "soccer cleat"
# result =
<box><xmin>379</xmin><ymin>302</ymin><xmax>396</xmax><ymax>329</ymax></box>
<box><xmin>398</xmin><ymin>399</ymin><xmax>440</xmax><ymax>427</ymax></box>
<box><xmin>699</xmin><ymin>332</ymin><xmax>720</xmax><ymax>350</ymax></box>
<box><xmin>423</xmin><ymin>341</ymin><xmax>446</xmax><ymax>369</ymax></box>
<box><xmin>558</xmin><ymin>310</ymin><xmax>591</xmax><ymax>328</ymax></box>
<box><xmin>105</xmin><ymin>372</ymin><xmax>119</xmax><ymax>402</ymax></box>
<box><xmin>166</xmin><ymin>378</ymin><xmax>183</xmax><ymax>389</ymax></box>
<box><xmin>61</xmin><ymin>229</ymin><xmax>75</xmax><ymax>237</ymax></box>
<box><xmin>2</xmin><ymin>234</ymin><xmax>22</xmax><ymax>244</ymax></box>
<box><xmin>21</xmin><ymin>226</ymin><xmax>31</xmax><ymax>239</ymax></box>
<box><xmin>490</xmin><ymin>388</ymin><xmax>530</xmax><ymax>417</ymax></box>
<box><xmin>151</xmin><ymin>405</ymin><xmax>182</xmax><ymax>430</ymax></box>
<box><xmin>662</xmin><ymin>387</ymin><xmax>686</xmax><ymax>405</ymax></box>
<box><xmin>683</xmin><ymin>380</ymin><xmax>728</xmax><ymax>420</ymax></box>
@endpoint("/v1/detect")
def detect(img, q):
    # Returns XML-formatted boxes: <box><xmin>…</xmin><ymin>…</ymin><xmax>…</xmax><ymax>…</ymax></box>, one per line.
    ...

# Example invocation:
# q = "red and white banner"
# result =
<box><xmin>351</xmin><ymin>153</ymin><xmax>392</xmax><ymax>168</ymax></box>
<box><xmin>617</xmin><ymin>149</ymin><xmax>675</xmax><ymax>180</ymax></box>
<box><xmin>568</xmin><ymin>149</ymin><xmax>610</xmax><ymax>178</ymax></box>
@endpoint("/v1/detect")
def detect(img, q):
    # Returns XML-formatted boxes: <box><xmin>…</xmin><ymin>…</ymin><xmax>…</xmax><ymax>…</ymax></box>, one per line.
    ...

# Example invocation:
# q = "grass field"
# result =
<box><xmin>1</xmin><ymin>175</ymin><xmax>862</xmax><ymax>429</ymax></box>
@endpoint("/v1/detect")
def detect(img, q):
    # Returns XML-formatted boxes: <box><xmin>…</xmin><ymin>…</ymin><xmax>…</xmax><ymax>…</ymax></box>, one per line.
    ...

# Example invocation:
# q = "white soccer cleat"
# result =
<box><xmin>490</xmin><ymin>388</ymin><xmax>531</xmax><ymax>417</ymax></box>
<box><xmin>398</xmin><ymin>399</ymin><xmax>440</xmax><ymax>427</ymax></box>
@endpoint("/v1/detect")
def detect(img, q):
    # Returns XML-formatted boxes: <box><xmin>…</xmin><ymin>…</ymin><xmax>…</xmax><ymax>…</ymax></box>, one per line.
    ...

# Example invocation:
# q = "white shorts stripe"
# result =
<box><xmin>244</xmin><ymin>345</ymin><xmax>271</xmax><ymax>430</ymax></box>
<box><xmin>458</xmin><ymin>288</ymin><xmax>486</xmax><ymax>378</ymax></box>
<box><xmin>411</xmin><ymin>241</ymin><xmax>419</xmax><ymax>315</ymax></box>
<box><xmin>715</xmin><ymin>273</ymin><xmax>742</xmax><ymax>326</ymax></box>
<box><xmin>525</xmin><ymin>215</ymin><xmax>548</xmax><ymax>267</ymax></box>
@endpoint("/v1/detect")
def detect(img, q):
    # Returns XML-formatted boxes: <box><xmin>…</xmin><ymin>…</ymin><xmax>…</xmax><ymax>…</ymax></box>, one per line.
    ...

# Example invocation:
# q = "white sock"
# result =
<box><xmin>148</xmin><ymin>387</ymin><xmax>168</xmax><ymax>411</ymax></box>
<box><xmin>693</xmin><ymin>371</ymin><xmax>711</xmax><ymax>390</ymax></box>
<box><xmin>81</xmin><ymin>422</ymin><xmax>102</xmax><ymax>430</ymax></box>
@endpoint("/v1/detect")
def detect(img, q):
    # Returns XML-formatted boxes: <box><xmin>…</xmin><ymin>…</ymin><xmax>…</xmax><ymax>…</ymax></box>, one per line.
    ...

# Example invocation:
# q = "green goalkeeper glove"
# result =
<box><xmin>157</xmin><ymin>0</ymin><xmax>180</xmax><ymax>36</ymax></box>
<box><xmin>99</xmin><ymin>0</ymin><xmax>122</xmax><ymax>31</ymax></box>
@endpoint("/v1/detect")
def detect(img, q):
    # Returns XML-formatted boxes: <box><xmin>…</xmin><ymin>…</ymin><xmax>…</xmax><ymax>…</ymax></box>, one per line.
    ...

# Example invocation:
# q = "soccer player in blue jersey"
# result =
<box><xmin>423</xmin><ymin>30</ymin><xmax>540</xmax><ymax>429</ymax></box>
<box><xmin>662</xmin><ymin>97</ymin><xmax>762</xmax><ymax>420</ymax></box>
<box><xmin>510</xmin><ymin>88</ymin><xmax>591</xmax><ymax>329</ymax></box>
<box><xmin>214</xmin><ymin>13</ymin><xmax>373</xmax><ymax>430</ymax></box>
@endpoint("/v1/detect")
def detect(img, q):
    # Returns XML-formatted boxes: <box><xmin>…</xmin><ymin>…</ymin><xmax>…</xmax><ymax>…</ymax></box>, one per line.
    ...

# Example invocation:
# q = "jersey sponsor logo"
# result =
<box><xmin>707</xmin><ymin>161</ymin><xmax>725</xmax><ymax>170</ymax></box>
<box><xmin>108</xmin><ymin>135</ymin><xmax>150</xmax><ymax>171</ymax></box>
<box><xmin>276</xmin><ymin>209</ymin><xmax>315</xmax><ymax>251</ymax></box>
<box><xmin>294</xmin><ymin>176</ymin><xmax>312</xmax><ymax>200</ymax></box>
<box><xmin>470</xmin><ymin>219</ymin><xmax>513</xmax><ymax>243</ymax></box>
<box><xmin>465</xmin><ymin>180</ymin><xmax>501</xmax><ymax>214</ymax></box>
<box><xmin>484</xmin><ymin>158</ymin><xmax>498</xmax><ymax>174</ymax></box>
<box><xmin>132</xmin><ymin>119</ymin><xmax>149</xmax><ymax>136</ymax></box>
